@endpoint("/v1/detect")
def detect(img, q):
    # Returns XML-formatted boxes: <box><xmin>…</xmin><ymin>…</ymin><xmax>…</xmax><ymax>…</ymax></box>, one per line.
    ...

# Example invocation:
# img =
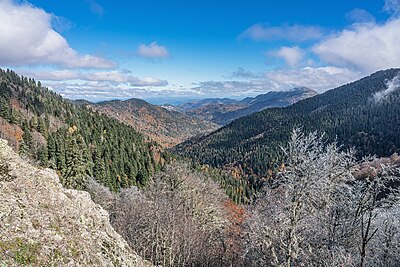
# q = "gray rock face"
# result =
<box><xmin>0</xmin><ymin>139</ymin><xmax>150</xmax><ymax>267</ymax></box>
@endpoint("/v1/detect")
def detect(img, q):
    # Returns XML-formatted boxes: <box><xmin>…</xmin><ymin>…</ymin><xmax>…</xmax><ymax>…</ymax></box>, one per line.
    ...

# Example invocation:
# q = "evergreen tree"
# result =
<box><xmin>0</xmin><ymin>97</ymin><xmax>10</xmax><ymax>120</ymax></box>
<box><xmin>62</xmin><ymin>126</ymin><xmax>92</xmax><ymax>190</ymax></box>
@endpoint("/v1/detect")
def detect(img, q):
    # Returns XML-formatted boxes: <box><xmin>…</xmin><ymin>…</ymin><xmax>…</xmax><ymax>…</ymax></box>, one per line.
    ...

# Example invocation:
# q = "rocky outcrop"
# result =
<box><xmin>0</xmin><ymin>139</ymin><xmax>150</xmax><ymax>266</ymax></box>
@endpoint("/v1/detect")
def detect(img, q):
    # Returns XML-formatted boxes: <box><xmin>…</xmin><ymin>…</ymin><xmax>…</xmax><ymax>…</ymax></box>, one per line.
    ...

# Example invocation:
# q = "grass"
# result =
<box><xmin>0</xmin><ymin>238</ymin><xmax>41</xmax><ymax>265</ymax></box>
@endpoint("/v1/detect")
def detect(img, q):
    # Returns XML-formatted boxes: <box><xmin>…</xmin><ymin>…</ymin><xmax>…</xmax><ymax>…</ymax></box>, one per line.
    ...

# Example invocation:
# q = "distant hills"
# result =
<box><xmin>172</xmin><ymin>87</ymin><xmax>317</xmax><ymax>125</ymax></box>
<box><xmin>84</xmin><ymin>98</ymin><xmax>218</xmax><ymax>148</ymax></box>
<box><xmin>174</xmin><ymin>69</ymin><xmax>400</xmax><ymax>179</ymax></box>
<box><xmin>0</xmin><ymin>69</ymin><xmax>170</xmax><ymax>191</ymax></box>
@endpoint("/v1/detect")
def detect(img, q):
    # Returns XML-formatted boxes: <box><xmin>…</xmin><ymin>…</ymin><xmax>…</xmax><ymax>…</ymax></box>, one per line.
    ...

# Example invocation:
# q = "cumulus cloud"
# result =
<box><xmin>240</xmin><ymin>23</ymin><xmax>325</xmax><ymax>42</ymax></box>
<box><xmin>31</xmin><ymin>66</ymin><xmax>362</xmax><ymax>101</ymax></box>
<box><xmin>22</xmin><ymin>70</ymin><xmax>168</xmax><ymax>87</ymax></box>
<box><xmin>313</xmin><ymin>19</ymin><xmax>400</xmax><ymax>73</ymax></box>
<box><xmin>191</xmin><ymin>66</ymin><xmax>362</xmax><ymax>97</ymax></box>
<box><xmin>269</xmin><ymin>46</ymin><xmax>305</xmax><ymax>67</ymax></box>
<box><xmin>44</xmin><ymin>80</ymin><xmax>193</xmax><ymax>101</ymax></box>
<box><xmin>137</xmin><ymin>42</ymin><xmax>169</xmax><ymax>58</ymax></box>
<box><xmin>265</xmin><ymin>66</ymin><xmax>362</xmax><ymax>92</ymax></box>
<box><xmin>0</xmin><ymin>0</ymin><xmax>115</xmax><ymax>68</ymax></box>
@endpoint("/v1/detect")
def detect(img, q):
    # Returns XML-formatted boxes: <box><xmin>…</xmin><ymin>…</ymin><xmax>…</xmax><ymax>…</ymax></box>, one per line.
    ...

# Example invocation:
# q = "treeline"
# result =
<box><xmin>0</xmin><ymin>69</ymin><xmax>171</xmax><ymax>191</ymax></box>
<box><xmin>244</xmin><ymin>129</ymin><xmax>400</xmax><ymax>266</ymax></box>
<box><xmin>87</xmin><ymin>162</ymin><xmax>244</xmax><ymax>267</ymax></box>
<box><xmin>0</xmin><ymin>69</ymin><xmax>253</xmax><ymax>203</ymax></box>
<box><xmin>175</xmin><ymin>69</ymin><xmax>400</xmax><ymax>189</ymax></box>
<box><xmin>88</xmin><ymin>130</ymin><xmax>400</xmax><ymax>267</ymax></box>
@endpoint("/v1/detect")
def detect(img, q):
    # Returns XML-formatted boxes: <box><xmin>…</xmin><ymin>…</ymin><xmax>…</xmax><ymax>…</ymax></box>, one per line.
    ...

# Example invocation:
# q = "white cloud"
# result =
<box><xmin>269</xmin><ymin>46</ymin><xmax>305</xmax><ymax>67</ymax></box>
<box><xmin>346</xmin><ymin>8</ymin><xmax>376</xmax><ymax>23</ymax></box>
<box><xmin>0</xmin><ymin>0</ymin><xmax>115</xmax><ymax>68</ymax></box>
<box><xmin>22</xmin><ymin>70</ymin><xmax>168</xmax><ymax>87</ymax></box>
<box><xmin>313</xmin><ymin>19</ymin><xmax>400</xmax><ymax>73</ymax></box>
<box><xmin>44</xmin><ymin>80</ymin><xmax>192</xmax><ymax>101</ymax></box>
<box><xmin>384</xmin><ymin>0</ymin><xmax>400</xmax><ymax>17</ymax></box>
<box><xmin>265</xmin><ymin>66</ymin><xmax>362</xmax><ymax>92</ymax></box>
<box><xmin>229</xmin><ymin>67</ymin><xmax>262</xmax><ymax>79</ymax></box>
<box><xmin>137</xmin><ymin>42</ymin><xmax>169</xmax><ymax>58</ymax></box>
<box><xmin>240</xmin><ymin>24</ymin><xmax>325</xmax><ymax>42</ymax></box>
<box><xmin>191</xmin><ymin>80</ymin><xmax>277</xmax><ymax>97</ymax></box>
<box><xmin>188</xmin><ymin>66</ymin><xmax>362</xmax><ymax>98</ymax></box>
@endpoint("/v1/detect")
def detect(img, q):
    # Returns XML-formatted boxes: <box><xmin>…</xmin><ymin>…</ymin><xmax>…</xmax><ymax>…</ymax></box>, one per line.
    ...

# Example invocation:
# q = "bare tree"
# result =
<box><xmin>87</xmin><ymin>129</ymin><xmax>400</xmax><ymax>267</ymax></box>
<box><xmin>88</xmin><ymin>162</ymin><xmax>238</xmax><ymax>267</ymax></box>
<box><xmin>244</xmin><ymin>129</ymin><xmax>400</xmax><ymax>267</ymax></box>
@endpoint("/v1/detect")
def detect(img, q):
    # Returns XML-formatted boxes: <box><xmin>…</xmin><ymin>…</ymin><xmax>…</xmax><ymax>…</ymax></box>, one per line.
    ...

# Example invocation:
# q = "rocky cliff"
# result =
<box><xmin>0</xmin><ymin>139</ymin><xmax>149</xmax><ymax>266</ymax></box>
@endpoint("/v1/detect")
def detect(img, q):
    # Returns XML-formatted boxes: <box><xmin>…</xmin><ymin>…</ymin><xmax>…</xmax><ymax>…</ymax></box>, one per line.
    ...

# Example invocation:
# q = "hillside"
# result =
<box><xmin>0</xmin><ymin>139</ymin><xmax>150</xmax><ymax>266</ymax></box>
<box><xmin>180</xmin><ymin>88</ymin><xmax>317</xmax><ymax>125</ymax></box>
<box><xmin>0</xmin><ymin>69</ymin><xmax>170</xmax><ymax>191</ymax></box>
<box><xmin>91</xmin><ymin>98</ymin><xmax>218</xmax><ymax>148</ymax></box>
<box><xmin>177</xmin><ymin>98</ymin><xmax>243</xmax><ymax>112</ymax></box>
<box><xmin>175</xmin><ymin>69</ymin><xmax>400</xmax><ymax>180</ymax></box>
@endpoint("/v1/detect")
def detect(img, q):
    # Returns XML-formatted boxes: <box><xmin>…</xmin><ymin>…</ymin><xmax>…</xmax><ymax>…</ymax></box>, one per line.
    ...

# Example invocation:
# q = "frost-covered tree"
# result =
<box><xmin>244</xmin><ymin>128</ymin><xmax>400</xmax><ymax>267</ymax></box>
<box><xmin>87</xmin><ymin>162</ymin><xmax>239</xmax><ymax>267</ymax></box>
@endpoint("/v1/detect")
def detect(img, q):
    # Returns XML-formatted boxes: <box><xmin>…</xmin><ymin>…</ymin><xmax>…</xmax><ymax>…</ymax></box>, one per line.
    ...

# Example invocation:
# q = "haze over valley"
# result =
<box><xmin>1</xmin><ymin>0</ymin><xmax>400</xmax><ymax>266</ymax></box>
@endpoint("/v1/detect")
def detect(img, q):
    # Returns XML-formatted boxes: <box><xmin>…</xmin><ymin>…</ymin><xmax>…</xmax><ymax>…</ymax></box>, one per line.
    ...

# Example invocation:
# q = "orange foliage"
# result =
<box><xmin>0</xmin><ymin>117</ymin><xmax>23</xmax><ymax>151</ymax></box>
<box><xmin>10</xmin><ymin>98</ymin><xmax>21</xmax><ymax>110</ymax></box>
<box><xmin>224</xmin><ymin>199</ymin><xmax>246</xmax><ymax>260</ymax></box>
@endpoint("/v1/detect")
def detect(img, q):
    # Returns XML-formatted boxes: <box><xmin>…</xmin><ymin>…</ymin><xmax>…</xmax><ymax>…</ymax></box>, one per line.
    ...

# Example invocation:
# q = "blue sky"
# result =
<box><xmin>0</xmin><ymin>0</ymin><xmax>399</xmax><ymax>102</ymax></box>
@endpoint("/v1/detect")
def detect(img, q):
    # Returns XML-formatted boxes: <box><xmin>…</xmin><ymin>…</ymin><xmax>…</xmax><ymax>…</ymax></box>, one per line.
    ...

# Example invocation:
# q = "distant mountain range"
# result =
<box><xmin>84</xmin><ymin>98</ymin><xmax>218</xmax><ymax>148</ymax></box>
<box><xmin>0</xmin><ymin>69</ymin><xmax>169</xmax><ymax>191</ymax></box>
<box><xmin>174</xmin><ymin>69</ymin><xmax>400</xmax><ymax>179</ymax></box>
<box><xmin>170</xmin><ymin>88</ymin><xmax>317</xmax><ymax>125</ymax></box>
<box><xmin>84</xmin><ymin>88</ymin><xmax>316</xmax><ymax>147</ymax></box>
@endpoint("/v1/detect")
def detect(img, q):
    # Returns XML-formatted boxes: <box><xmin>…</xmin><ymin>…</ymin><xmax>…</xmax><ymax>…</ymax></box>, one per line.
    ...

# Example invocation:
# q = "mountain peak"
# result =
<box><xmin>175</xmin><ymin>69</ymin><xmax>400</xmax><ymax>178</ymax></box>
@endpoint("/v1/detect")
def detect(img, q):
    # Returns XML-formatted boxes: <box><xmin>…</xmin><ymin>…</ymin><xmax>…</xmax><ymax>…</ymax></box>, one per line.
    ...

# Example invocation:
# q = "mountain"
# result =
<box><xmin>89</xmin><ymin>98</ymin><xmax>218</xmax><ymax>148</ymax></box>
<box><xmin>180</xmin><ymin>88</ymin><xmax>317</xmax><ymax>125</ymax></box>
<box><xmin>174</xmin><ymin>69</ymin><xmax>400</xmax><ymax>181</ymax></box>
<box><xmin>0</xmin><ymin>69</ymin><xmax>170</xmax><ymax>192</ymax></box>
<box><xmin>0</xmin><ymin>139</ymin><xmax>150</xmax><ymax>266</ymax></box>
<box><xmin>178</xmin><ymin>98</ymin><xmax>243</xmax><ymax>112</ymax></box>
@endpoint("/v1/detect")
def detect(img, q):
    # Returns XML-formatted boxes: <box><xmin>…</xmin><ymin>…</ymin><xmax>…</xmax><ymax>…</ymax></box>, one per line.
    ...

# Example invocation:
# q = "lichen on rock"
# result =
<box><xmin>0</xmin><ymin>139</ymin><xmax>150</xmax><ymax>266</ymax></box>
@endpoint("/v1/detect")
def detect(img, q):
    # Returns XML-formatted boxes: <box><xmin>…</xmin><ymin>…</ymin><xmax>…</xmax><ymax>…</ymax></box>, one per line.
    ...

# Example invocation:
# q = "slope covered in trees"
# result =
<box><xmin>243</xmin><ymin>129</ymin><xmax>400</xmax><ymax>266</ymax></box>
<box><xmin>0</xmin><ymin>69</ymin><xmax>171</xmax><ymax>191</ymax></box>
<box><xmin>0</xmin><ymin>139</ymin><xmax>150</xmax><ymax>267</ymax></box>
<box><xmin>88</xmin><ymin>130</ymin><xmax>400</xmax><ymax>267</ymax></box>
<box><xmin>90</xmin><ymin>98</ymin><xmax>218</xmax><ymax>148</ymax></box>
<box><xmin>87</xmin><ymin>162</ymin><xmax>243</xmax><ymax>267</ymax></box>
<box><xmin>182</xmin><ymin>87</ymin><xmax>317</xmax><ymax>125</ymax></box>
<box><xmin>175</xmin><ymin>69</ymin><xmax>400</xmax><ymax>182</ymax></box>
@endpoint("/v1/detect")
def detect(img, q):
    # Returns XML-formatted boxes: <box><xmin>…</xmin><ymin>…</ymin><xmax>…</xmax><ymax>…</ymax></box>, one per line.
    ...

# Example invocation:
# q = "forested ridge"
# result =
<box><xmin>175</xmin><ymin>69</ymin><xmax>400</xmax><ymax>183</ymax></box>
<box><xmin>0</xmin><ymin>68</ymin><xmax>171</xmax><ymax>191</ymax></box>
<box><xmin>1</xmin><ymin>68</ymin><xmax>400</xmax><ymax>267</ymax></box>
<box><xmin>184</xmin><ymin>87</ymin><xmax>317</xmax><ymax>125</ymax></box>
<box><xmin>90</xmin><ymin>97</ymin><xmax>218</xmax><ymax>148</ymax></box>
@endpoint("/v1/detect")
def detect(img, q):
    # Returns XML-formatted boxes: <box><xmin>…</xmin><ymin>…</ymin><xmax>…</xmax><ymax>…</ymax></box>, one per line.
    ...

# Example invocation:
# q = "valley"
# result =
<box><xmin>83</xmin><ymin>98</ymin><xmax>218</xmax><ymax>148</ymax></box>
<box><xmin>169</xmin><ymin>87</ymin><xmax>317</xmax><ymax>125</ymax></box>
<box><xmin>1</xmin><ymin>68</ymin><xmax>400</xmax><ymax>267</ymax></box>
<box><xmin>1</xmin><ymin>0</ymin><xmax>400</xmax><ymax>264</ymax></box>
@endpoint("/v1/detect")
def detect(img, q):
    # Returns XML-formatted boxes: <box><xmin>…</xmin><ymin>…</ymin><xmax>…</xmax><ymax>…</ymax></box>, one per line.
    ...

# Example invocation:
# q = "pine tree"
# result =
<box><xmin>93</xmin><ymin>148</ymin><xmax>107</xmax><ymax>184</ymax></box>
<box><xmin>0</xmin><ymin>97</ymin><xmax>9</xmax><ymax>120</ymax></box>
<box><xmin>55</xmin><ymin>135</ymin><xmax>66</xmax><ymax>172</ymax></box>
<box><xmin>38</xmin><ymin>146</ymin><xmax>48</xmax><ymax>166</ymax></box>
<box><xmin>62</xmin><ymin>126</ymin><xmax>92</xmax><ymax>190</ymax></box>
